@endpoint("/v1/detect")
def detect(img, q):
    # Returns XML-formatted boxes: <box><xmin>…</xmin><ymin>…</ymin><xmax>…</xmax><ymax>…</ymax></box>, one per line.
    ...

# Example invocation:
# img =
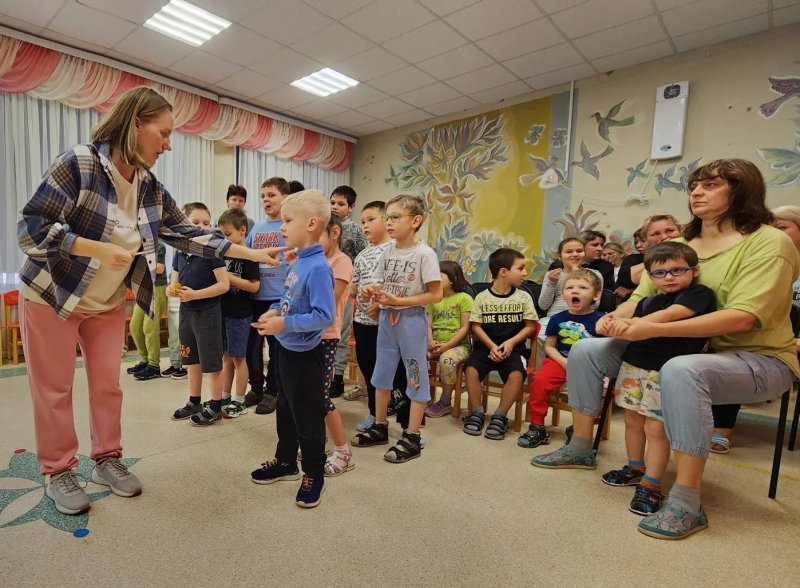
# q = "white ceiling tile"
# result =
<box><xmin>0</xmin><ymin>15</ymin><xmax>43</xmax><ymax>36</ymax></box>
<box><xmin>773</xmin><ymin>3</ymin><xmax>800</xmax><ymax>26</ymax></box>
<box><xmin>328</xmin><ymin>84</ymin><xmax>389</xmax><ymax>108</ymax></box>
<box><xmin>417</xmin><ymin>44</ymin><xmax>494</xmax><ymax>79</ymax></box>
<box><xmin>503</xmin><ymin>43</ymin><xmax>585</xmax><ymax>79</ymax></box>
<box><xmin>167</xmin><ymin>52</ymin><xmax>243</xmax><ymax>85</ymax></box>
<box><xmin>243</xmin><ymin>0</ymin><xmax>333</xmax><ymax>46</ymax></box>
<box><xmin>359</xmin><ymin>98</ymin><xmax>417</xmax><ymax>118</ymax></box>
<box><xmin>289</xmin><ymin>100</ymin><xmax>349</xmax><ymax>119</ymax></box>
<box><xmin>672</xmin><ymin>14</ymin><xmax>768</xmax><ymax>52</ymax></box>
<box><xmin>590</xmin><ymin>41</ymin><xmax>674</xmax><ymax>73</ymax></box>
<box><xmin>215</xmin><ymin>69</ymin><xmax>281</xmax><ymax>98</ymax></box>
<box><xmin>0</xmin><ymin>0</ymin><xmax>65</xmax><ymax>27</ymax></box>
<box><xmin>653</xmin><ymin>0</ymin><xmax>696</xmax><ymax>10</ymax></box>
<box><xmin>425</xmin><ymin>95</ymin><xmax>479</xmax><ymax>116</ymax></box>
<box><xmin>47</xmin><ymin>1</ymin><xmax>136</xmax><ymax>49</ymax></box>
<box><xmin>446</xmin><ymin>64</ymin><xmax>517</xmax><ymax>94</ymax></box>
<box><xmin>290</xmin><ymin>22</ymin><xmax>374</xmax><ymax>65</ymax></box>
<box><xmin>551</xmin><ymin>0</ymin><xmax>654</xmax><ymax>39</ymax></box>
<box><xmin>383</xmin><ymin>20</ymin><xmax>468</xmax><ymax>63</ymax></box>
<box><xmin>341</xmin><ymin>0</ymin><xmax>437</xmax><ymax>43</ymax></box>
<box><xmin>476</xmin><ymin>18</ymin><xmax>565</xmax><ymax>61</ymax></box>
<box><xmin>661</xmin><ymin>0</ymin><xmax>769</xmax><ymax>36</ymax></box>
<box><xmin>249</xmin><ymin>48</ymin><xmax>323</xmax><ymax>83</ymax></box>
<box><xmin>573</xmin><ymin>15</ymin><xmax>666</xmax><ymax>60</ymax></box>
<box><xmin>322</xmin><ymin>109</ymin><xmax>376</xmax><ymax>129</ymax></box>
<box><xmin>335</xmin><ymin>47</ymin><xmax>409</xmax><ymax>81</ymax></box>
<box><xmin>112</xmin><ymin>27</ymin><xmax>195</xmax><ymax>69</ymax></box>
<box><xmin>103</xmin><ymin>50</ymin><xmax>164</xmax><ymax>73</ymax></box>
<box><xmin>75</xmin><ymin>0</ymin><xmax>163</xmax><ymax>24</ymax></box>
<box><xmin>369</xmin><ymin>66</ymin><xmax>437</xmax><ymax>95</ymax></box>
<box><xmin>536</xmin><ymin>0</ymin><xmax>589</xmax><ymax>13</ymax></box>
<box><xmin>397</xmin><ymin>82</ymin><xmax>461</xmax><ymax>107</ymax></box>
<box><xmin>190</xmin><ymin>0</ymin><xmax>266</xmax><ymax>23</ymax></box>
<box><xmin>350</xmin><ymin>119</ymin><xmax>394</xmax><ymax>135</ymax></box>
<box><xmin>257</xmin><ymin>85</ymin><xmax>319</xmax><ymax>110</ymax></box>
<box><xmin>444</xmin><ymin>0</ymin><xmax>541</xmax><ymax>40</ymax></box>
<box><xmin>301</xmin><ymin>0</ymin><xmax>375</xmax><ymax>19</ymax></box>
<box><xmin>384</xmin><ymin>109</ymin><xmax>433</xmax><ymax>126</ymax></box>
<box><xmin>419</xmin><ymin>0</ymin><xmax>480</xmax><ymax>16</ymax></box>
<box><xmin>38</xmin><ymin>30</ymin><xmax>112</xmax><ymax>57</ymax></box>
<box><xmin>774</xmin><ymin>0</ymin><xmax>800</xmax><ymax>7</ymax></box>
<box><xmin>526</xmin><ymin>63</ymin><xmax>596</xmax><ymax>90</ymax></box>
<box><xmin>470</xmin><ymin>80</ymin><xmax>532</xmax><ymax>104</ymax></box>
<box><xmin>201</xmin><ymin>25</ymin><xmax>282</xmax><ymax>69</ymax></box>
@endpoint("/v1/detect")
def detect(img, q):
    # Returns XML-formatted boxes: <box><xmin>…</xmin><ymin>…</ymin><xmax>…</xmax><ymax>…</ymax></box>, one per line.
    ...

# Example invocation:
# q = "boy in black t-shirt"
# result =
<box><xmin>462</xmin><ymin>248</ymin><xmax>538</xmax><ymax>441</ymax></box>
<box><xmin>603</xmin><ymin>242</ymin><xmax>716</xmax><ymax>517</ymax></box>
<box><xmin>219</xmin><ymin>209</ymin><xmax>260</xmax><ymax>417</ymax></box>
<box><xmin>168</xmin><ymin>203</ymin><xmax>230</xmax><ymax>426</ymax></box>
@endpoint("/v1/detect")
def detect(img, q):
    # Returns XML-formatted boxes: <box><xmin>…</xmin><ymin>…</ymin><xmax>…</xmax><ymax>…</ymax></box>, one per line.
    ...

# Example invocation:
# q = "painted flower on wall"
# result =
<box><xmin>461</xmin><ymin>258</ymin><xmax>477</xmax><ymax>276</ymax></box>
<box><xmin>467</xmin><ymin>229</ymin><xmax>503</xmax><ymax>262</ymax></box>
<box><xmin>758</xmin><ymin>140</ymin><xmax>800</xmax><ymax>187</ymax></box>
<box><xmin>525</xmin><ymin>124</ymin><xmax>546</xmax><ymax>145</ymax></box>
<box><xmin>551</xmin><ymin>128</ymin><xmax>568</xmax><ymax>147</ymax></box>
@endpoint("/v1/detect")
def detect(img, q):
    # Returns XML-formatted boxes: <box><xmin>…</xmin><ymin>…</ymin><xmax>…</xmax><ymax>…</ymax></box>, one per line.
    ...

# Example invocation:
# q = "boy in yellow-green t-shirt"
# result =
<box><xmin>425</xmin><ymin>261</ymin><xmax>473</xmax><ymax>418</ymax></box>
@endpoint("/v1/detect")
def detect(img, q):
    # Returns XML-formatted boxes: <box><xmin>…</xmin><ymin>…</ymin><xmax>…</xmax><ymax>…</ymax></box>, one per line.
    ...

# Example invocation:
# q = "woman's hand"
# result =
<box><xmin>612</xmin><ymin>318</ymin><xmax>659</xmax><ymax>341</ymax></box>
<box><xmin>595</xmin><ymin>314</ymin><xmax>616</xmax><ymax>336</ymax></box>
<box><xmin>97</xmin><ymin>243</ymin><xmax>136</xmax><ymax>270</ymax></box>
<box><xmin>251</xmin><ymin>246</ymin><xmax>291</xmax><ymax>266</ymax></box>
<box><xmin>547</xmin><ymin>268</ymin><xmax>561</xmax><ymax>283</ymax></box>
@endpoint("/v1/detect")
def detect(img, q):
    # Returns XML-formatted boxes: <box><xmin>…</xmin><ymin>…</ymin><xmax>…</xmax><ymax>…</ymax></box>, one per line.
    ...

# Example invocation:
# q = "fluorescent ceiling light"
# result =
<box><xmin>291</xmin><ymin>68</ymin><xmax>359</xmax><ymax>97</ymax></box>
<box><xmin>144</xmin><ymin>0</ymin><xmax>231</xmax><ymax>47</ymax></box>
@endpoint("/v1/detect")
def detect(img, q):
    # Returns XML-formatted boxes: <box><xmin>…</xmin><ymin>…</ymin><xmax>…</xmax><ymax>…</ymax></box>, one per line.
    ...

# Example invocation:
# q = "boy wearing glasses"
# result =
<box><xmin>602</xmin><ymin>242</ymin><xmax>716</xmax><ymax>517</ymax></box>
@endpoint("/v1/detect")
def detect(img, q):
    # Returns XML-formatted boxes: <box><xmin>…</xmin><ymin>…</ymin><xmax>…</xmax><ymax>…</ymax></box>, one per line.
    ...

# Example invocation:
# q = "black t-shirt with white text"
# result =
<box><xmin>221</xmin><ymin>258</ymin><xmax>259</xmax><ymax>318</ymax></box>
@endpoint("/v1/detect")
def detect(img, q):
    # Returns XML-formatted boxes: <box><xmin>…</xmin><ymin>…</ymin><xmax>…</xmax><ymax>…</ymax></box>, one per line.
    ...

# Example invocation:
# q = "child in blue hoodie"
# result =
<box><xmin>249</xmin><ymin>190</ymin><xmax>335</xmax><ymax>509</ymax></box>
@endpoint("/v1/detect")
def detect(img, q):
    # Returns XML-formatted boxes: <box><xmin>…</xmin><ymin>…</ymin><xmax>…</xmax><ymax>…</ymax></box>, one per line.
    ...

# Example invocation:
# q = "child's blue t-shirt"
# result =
<box><xmin>247</xmin><ymin>218</ymin><xmax>287</xmax><ymax>301</ymax></box>
<box><xmin>545</xmin><ymin>310</ymin><xmax>604</xmax><ymax>358</ymax></box>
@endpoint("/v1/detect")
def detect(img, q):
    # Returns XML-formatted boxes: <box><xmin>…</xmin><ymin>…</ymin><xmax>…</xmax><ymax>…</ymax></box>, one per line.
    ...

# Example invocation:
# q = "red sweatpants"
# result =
<box><xmin>21</xmin><ymin>297</ymin><xmax>126</xmax><ymax>475</ymax></box>
<box><xmin>527</xmin><ymin>358</ymin><xmax>567</xmax><ymax>425</ymax></box>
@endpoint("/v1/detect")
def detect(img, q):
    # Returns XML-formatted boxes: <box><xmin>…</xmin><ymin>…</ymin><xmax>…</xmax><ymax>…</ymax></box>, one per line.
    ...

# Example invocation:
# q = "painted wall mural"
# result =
<box><xmin>758</xmin><ymin>71</ymin><xmax>800</xmax><ymax>187</ymax></box>
<box><xmin>386</xmin><ymin>94</ymin><xmax>575</xmax><ymax>283</ymax></box>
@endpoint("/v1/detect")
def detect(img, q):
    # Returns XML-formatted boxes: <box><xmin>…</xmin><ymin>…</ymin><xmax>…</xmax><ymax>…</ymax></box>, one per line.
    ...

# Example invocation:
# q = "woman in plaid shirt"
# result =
<box><xmin>17</xmin><ymin>87</ymin><xmax>285</xmax><ymax>516</ymax></box>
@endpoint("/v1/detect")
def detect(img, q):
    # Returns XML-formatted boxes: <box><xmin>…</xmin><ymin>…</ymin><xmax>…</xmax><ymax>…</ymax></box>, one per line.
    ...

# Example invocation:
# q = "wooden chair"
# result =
<box><xmin>428</xmin><ymin>356</ymin><xmax>466</xmax><ymax>405</ymax></box>
<box><xmin>452</xmin><ymin>323</ymin><xmax>541</xmax><ymax>433</ymax></box>
<box><xmin>4</xmin><ymin>290</ymin><xmax>22</xmax><ymax>364</ymax></box>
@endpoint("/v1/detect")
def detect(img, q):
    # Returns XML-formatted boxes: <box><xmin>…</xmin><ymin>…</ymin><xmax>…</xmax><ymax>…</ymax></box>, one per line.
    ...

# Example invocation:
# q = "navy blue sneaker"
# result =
<box><xmin>629</xmin><ymin>484</ymin><xmax>664</xmax><ymax>516</ymax></box>
<box><xmin>295</xmin><ymin>475</ymin><xmax>324</xmax><ymax>508</ymax></box>
<box><xmin>250</xmin><ymin>458</ymin><xmax>301</xmax><ymax>485</ymax></box>
<box><xmin>127</xmin><ymin>361</ymin><xmax>147</xmax><ymax>375</ymax></box>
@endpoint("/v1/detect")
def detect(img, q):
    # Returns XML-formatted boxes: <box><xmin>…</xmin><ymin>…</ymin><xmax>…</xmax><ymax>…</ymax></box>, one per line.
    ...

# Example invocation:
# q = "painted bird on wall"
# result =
<box><xmin>655</xmin><ymin>166</ymin><xmax>683</xmax><ymax>195</ymax></box>
<box><xmin>626</xmin><ymin>159</ymin><xmax>649</xmax><ymax>186</ymax></box>
<box><xmin>592</xmin><ymin>100</ymin><xmax>635</xmax><ymax>141</ymax></box>
<box><xmin>519</xmin><ymin>154</ymin><xmax>566</xmax><ymax>190</ymax></box>
<box><xmin>759</xmin><ymin>77</ymin><xmax>800</xmax><ymax>118</ymax></box>
<box><xmin>571</xmin><ymin>141</ymin><xmax>614</xmax><ymax>180</ymax></box>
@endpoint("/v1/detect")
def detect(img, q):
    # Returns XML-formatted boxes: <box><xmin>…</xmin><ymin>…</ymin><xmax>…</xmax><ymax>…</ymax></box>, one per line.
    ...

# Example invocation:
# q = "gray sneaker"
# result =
<box><xmin>91</xmin><ymin>457</ymin><xmax>142</xmax><ymax>497</ymax></box>
<box><xmin>531</xmin><ymin>444</ymin><xmax>597</xmax><ymax>469</ymax></box>
<box><xmin>46</xmin><ymin>470</ymin><xmax>91</xmax><ymax>515</ymax></box>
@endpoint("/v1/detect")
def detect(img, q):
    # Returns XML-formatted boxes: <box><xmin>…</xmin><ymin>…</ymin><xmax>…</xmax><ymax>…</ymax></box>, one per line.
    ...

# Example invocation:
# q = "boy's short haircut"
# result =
<box><xmin>218</xmin><ymin>208</ymin><xmax>249</xmax><ymax>230</ymax></box>
<box><xmin>578</xmin><ymin>229</ymin><xmax>606</xmax><ymax>244</ymax></box>
<box><xmin>644</xmin><ymin>241</ymin><xmax>699</xmax><ymax>270</ymax></box>
<box><xmin>362</xmin><ymin>200</ymin><xmax>385</xmax><ymax>213</ymax></box>
<box><xmin>332</xmin><ymin>185</ymin><xmax>357</xmax><ymax>206</ymax></box>
<box><xmin>226</xmin><ymin>184</ymin><xmax>247</xmax><ymax>201</ymax></box>
<box><xmin>288</xmin><ymin>180</ymin><xmax>305</xmax><ymax>194</ymax></box>
<box><xmin>563</xmin><ymin>269</ymin><xmax>602</xmax><ymax>293</ymax></box>
<box><xmin>326</xmin><ymin>214</ymin><xmax>342</xmax><ymax>236</ymax></box>
<box><xmin>488</xmin><ymin>247</ymin><xmax>524</xmax><ymax>279</ymax></box>
<box><xmin>183</xmin><ymin>202</ymin><xmax>210</xmax><ymax>216</ymax></box>
<box><xmin>282</xmin><ymin>189</ymin><xmax>331</xmax><ymax>230</ymax></box>
<box><xmin>261</xmin><ymin>176</ymin><xmax>290</xmax><ymax>195</ymax></box>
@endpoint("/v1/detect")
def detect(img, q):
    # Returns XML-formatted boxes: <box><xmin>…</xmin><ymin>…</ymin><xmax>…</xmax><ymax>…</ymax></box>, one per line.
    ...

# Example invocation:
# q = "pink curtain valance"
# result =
<box><xmin>0</xmin><ymin>35</ymin><xmax>352</xmax><ymax>171</ymax></box>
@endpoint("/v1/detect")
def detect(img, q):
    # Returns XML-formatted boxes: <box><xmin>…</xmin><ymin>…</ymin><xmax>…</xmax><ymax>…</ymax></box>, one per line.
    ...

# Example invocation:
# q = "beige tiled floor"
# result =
<box><xmin>0</xmin><ymin>361</ymin><xmax>798</xmax><ymax>587</ymax></box>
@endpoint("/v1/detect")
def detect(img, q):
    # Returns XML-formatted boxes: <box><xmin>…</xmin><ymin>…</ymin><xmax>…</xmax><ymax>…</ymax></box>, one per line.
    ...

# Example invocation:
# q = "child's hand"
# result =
<box><xmin>253</xmin><ymin>246</ymin><xmax>291</xmax><ymax>267</ymax></box>
<box><xmin>166</xmin><ymin>285</ymin><xmax>178</xmax><ymax>297</ymax></box>
<box><xmin>177</xmin><ymin>286</ymin><xmax>196</xmax><ymax>302</ymax></box>
<box><xmin>373</xmin><ymin>290</ymin><xmax>401</xmax><ymax>306</ymax></box>
<box><xmin>496</xmin><ymin>341</ymin><xmax>512</xmax><ymax>359</ymax></box>
<box><xmin>252</xmin><ymin>316</ymin><xmax>284</xmax><ymax>336</ymax></box>
<box><xmin>614</xmin><ymin>318</ymin><xmax>656</xmax><ymax>341</ymax></box>
<box><xmin>489</xmin><ymin>344</ymin><xmax>504</xmax><ymax>362</ymax></box>
<box><xmin>595</xmin><ymin>314</ymin><xmax>615</xmax><ymax>336</ymax></box>
<box><xmin>361</xmin><ymin>285</ymin><xmax>378</xmax><ymax>301</ymax></box>
<box><xmin>547</xmin><ymin>268</ymin><xmax>561</xmax><ymax>283</ymax></box>
<box><xmin>257</xmin><ymin>309</ymin><xmax>279</xmax><ymax>322</ymax></box>
<box><xmin>428</xmin><ymin>341</ymin><xmax>442</xmax><ymax>357</ymax></box>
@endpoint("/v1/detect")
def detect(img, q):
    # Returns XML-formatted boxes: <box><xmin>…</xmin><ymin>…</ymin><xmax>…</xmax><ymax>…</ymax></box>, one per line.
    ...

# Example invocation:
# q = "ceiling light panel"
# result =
<box><xmin>144</xmin><ymin>0</ymin><xmax>231</xmax><ymax>47</ymax></box>
<box><xmin>291</xmin><ymin>68</ymin><xmax>359</xmax><ymax>97</ymax></box>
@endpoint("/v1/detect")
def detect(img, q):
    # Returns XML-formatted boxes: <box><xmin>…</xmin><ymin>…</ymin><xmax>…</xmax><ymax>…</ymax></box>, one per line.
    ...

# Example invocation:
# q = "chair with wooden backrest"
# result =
<box><xmin>548</xmin><ymin>381</ymin><xmax>613</xmax><ymax>442</ymax></box>
<box><xmin>451</xmin><ymin>322</ymin><xmax>541</xmax><ymax>433</ymax></box>
<box><xmin>4</xmin><ymin>290</ymin><xmax>22</xmax><ymax>364</ymax></box>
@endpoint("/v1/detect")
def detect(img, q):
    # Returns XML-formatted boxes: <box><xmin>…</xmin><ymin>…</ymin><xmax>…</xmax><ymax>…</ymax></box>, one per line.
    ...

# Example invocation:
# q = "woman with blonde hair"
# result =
<box><xmin>18</xmin><ymin>87</ymin><xmax>285</xmax><ymax>516</ymax></box>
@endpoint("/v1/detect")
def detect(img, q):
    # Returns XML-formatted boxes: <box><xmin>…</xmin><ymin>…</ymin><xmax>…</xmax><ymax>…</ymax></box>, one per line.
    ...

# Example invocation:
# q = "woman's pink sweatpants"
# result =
<box><xmin>21</xmin><ymin>297</ymin><xmax>126</xmax><ymax>475</ymax></box>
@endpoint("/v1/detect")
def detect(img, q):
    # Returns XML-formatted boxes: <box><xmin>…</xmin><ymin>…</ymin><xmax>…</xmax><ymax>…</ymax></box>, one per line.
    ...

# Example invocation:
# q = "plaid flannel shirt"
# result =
<box><xmin>18</xmin><ymin>142</ymin><xmax>231</xmax><ymax>320</ymax></box>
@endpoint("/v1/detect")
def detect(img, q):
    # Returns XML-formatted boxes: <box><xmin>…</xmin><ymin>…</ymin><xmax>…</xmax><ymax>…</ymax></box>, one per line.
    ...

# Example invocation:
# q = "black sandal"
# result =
<box><xmin>463</xmin><ymin>411</ymin><xmax>485</xmax><ymax>436</ymax></box>
<box><xmin>484</xmin><ymin>413</ymin><xmax>508</xmax><ymax>440</ymax></box>
<box><xmin>384</xmin><ymin>432</ymin><xmax>422</xmax><ymax>463</ymax></box>
<box><xmin>351</xmin><ymin>423</ymin><xmax>389</xmax><ymax>447</ymax></box>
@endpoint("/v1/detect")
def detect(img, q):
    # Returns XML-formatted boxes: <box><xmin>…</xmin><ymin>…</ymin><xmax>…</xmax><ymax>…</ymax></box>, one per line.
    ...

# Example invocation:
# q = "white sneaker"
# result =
<box><xmin>46</xmin><ymin>471</ymin><xmax>90</xmax><ymax>515</ymax></box>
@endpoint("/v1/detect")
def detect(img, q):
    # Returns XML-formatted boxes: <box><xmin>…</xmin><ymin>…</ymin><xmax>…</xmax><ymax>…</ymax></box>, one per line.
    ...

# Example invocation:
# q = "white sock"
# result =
<box><xmin>222</xmin><ymin>392</ymin><xmax>232</xmax><ymax>400</ymax></box>
<box><xmin>234</xmin><ymin>394</ymin><xmax>246</xmax><ymax>404</ymax></box>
